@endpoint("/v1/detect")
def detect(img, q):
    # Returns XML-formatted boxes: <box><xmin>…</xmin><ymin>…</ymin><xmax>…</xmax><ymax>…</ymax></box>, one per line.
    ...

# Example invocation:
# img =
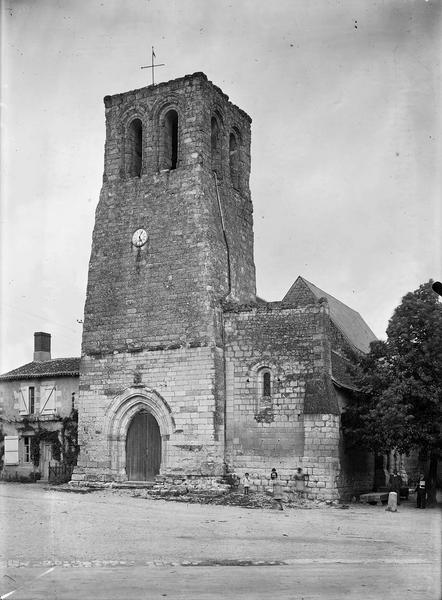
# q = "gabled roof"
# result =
<box><xmin>283</xmin><ymin>276</ymin><xmax>377</xmax><ymax>354</ymax></box>
<box><xmin>0</xmin><ymin>358</ymin><xmax>80</xmax><ymax>381</ymax></box>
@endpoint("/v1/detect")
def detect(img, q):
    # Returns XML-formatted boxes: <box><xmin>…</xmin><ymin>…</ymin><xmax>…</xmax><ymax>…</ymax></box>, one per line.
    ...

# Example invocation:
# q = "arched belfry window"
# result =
<box><xmin>127</xmin><ymin>118</ymin><xmax>143</xmax><ymax>177</ymax></box>
<box><xmin>211</xmin><ymin>115</ymin><xmax>222</xmax><ymax>175</ymax></box>
<box><xmin>160</xmin><ymin>109</ymin><xmax>179</xmax><ymax>170</ymax></box>
<box><xmin>229</xmin><ymin>129</ymin><xmax>240</xmax><ymax>189</ymax></box>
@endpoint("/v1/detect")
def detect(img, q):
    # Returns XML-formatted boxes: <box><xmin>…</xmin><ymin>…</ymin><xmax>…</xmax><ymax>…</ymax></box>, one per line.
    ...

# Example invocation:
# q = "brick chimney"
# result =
<box><xmin>34</xmin><ymin>332</ymin><xmax>51</xmax><ymax>362</ymax></box>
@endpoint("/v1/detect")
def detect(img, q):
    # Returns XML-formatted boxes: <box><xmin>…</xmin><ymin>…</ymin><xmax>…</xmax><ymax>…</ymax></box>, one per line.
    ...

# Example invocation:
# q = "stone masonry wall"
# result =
<box><xmin>303</xmin><ymin>414</ymin><xmax>340</xmax><ymax>500</ymax></box>
<box><xmin>84</xmin><ymin>73</ymin><xmax>254</xmax><ymax>353</ymax></box>
<box><xmin>74</xmin><ymin>346</ymin><xmax>225</xmax><ymax>482</ymax></box>
<box><xmin>83</xmin><ymin>72</ymin><xmax>255</xmax><ymax>356</ymax></box>
<box><xmin>223</xmin><ymin>302</ymin><xmax>344</xmax><ymax>498</ymax></box>
<box><xmin>83</xmin><ymin>171</ymin><xmax>225</xmax><ymax>354</ymax></box>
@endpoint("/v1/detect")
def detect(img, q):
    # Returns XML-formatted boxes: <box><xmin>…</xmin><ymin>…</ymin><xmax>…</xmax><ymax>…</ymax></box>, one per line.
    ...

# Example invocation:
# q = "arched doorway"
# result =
<box><xmin>126</xmin><ymin>411</ymin><xmax>161</xmax><ymax>481</ymax></box>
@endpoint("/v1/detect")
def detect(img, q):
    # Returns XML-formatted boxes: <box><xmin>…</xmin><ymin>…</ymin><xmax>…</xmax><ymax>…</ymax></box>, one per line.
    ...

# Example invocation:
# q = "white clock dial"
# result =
<box><xmin>132</xmin><ymin>228</ymin><xmax>148</xmax><ymax>247</ymax></box>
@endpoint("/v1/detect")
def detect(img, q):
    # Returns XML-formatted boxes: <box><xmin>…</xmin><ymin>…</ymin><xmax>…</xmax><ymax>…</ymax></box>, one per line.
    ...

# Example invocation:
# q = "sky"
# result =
<box><xmin>1</xmin><ymin>0</ymin><xmax>441</xmax><ymax>373</ymax></box>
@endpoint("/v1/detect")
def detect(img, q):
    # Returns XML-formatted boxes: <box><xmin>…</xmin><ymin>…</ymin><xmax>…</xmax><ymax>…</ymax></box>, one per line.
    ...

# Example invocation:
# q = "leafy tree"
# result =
<box><xmin>342</xmin><ymin>280</ymin><xmax>442</xmax><ymax>501</ymax></box>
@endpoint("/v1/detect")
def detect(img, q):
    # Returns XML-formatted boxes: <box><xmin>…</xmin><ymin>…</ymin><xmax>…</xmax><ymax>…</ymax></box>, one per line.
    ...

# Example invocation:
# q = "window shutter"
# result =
<box><xmin>40</xmin><ymin>386</ymin><xmax>56</xmax><ymax>414</ymax></box>
<box><xmin>4</xmin><ymin>436</ymin><xmax>19</xmax><ymax>465</ymax></box>
<box><xmin>18</xmin><ymin>388</ymin><xmax>29</xmax><ymax>415</ymax></box>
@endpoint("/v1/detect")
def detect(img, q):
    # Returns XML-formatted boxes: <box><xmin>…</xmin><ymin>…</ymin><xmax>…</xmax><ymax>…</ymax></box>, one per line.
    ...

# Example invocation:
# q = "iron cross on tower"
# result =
<box><xmin>141</xmin><ymin>47</ymin><xmax>165</xmax><ymax>86</ymax></box>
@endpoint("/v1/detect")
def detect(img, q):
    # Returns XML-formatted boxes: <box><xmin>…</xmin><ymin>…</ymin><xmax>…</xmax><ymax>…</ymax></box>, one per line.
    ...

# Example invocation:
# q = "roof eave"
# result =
<box><xmin>0</xmin><ymin>371</ymin><xmax>80</xmax><ymax>382</ymax></box>
<box><xmin>331</xmin><ymin>376</ymin><xmax>359</xmax><ymax>392</ymax></box>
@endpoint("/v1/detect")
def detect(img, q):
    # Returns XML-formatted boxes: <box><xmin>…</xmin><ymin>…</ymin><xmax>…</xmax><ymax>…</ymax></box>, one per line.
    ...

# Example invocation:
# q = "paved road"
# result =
<box><xmin>0</xmin><ymin>483</ymin><xmax>440</xmax><ymax>599</ymax></box>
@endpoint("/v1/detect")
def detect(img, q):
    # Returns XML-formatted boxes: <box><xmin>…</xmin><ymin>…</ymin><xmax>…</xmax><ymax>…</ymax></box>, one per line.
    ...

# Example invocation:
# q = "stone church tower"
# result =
<box><xmin>74</xmin><ymin>73</ymin><xmax>256</xmax><ymax>482</ymax></box>
<box><xmin>73</xmin><ymin>72</ymin><xmax>376</xmax><ymax>501</ymax></box>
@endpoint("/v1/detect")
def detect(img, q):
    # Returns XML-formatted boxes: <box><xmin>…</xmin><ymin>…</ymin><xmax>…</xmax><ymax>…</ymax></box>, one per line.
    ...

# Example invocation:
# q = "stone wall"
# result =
<box><xmin>83</xmin><ymin>73</ymin><xmax>255</xmax><ymax>356</ymax></box>
<box><xmin>223</xmin><ymin>301</ymin><xmax>344</xmax><ymax>498</ymax></box>
<box><xmin>74</xmin><ymin>346</ymin><xmax>226</xmax><ymax>482</ymax></box>
<box><xmin>302</xmin><ymin>414</ymin><xmax>340</xmax><ymax>500</ymax></box>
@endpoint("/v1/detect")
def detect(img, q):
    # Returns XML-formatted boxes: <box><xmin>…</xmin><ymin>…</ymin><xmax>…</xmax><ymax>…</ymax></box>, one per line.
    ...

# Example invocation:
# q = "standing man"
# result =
<box><xmin>415</xmin><ymin>474</ymin><xmax>427</xmax><ymax>509</ymax></box>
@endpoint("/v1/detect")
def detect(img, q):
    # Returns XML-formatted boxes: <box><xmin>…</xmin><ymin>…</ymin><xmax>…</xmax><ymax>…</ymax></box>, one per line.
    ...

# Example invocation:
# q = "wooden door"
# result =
<box><xmin>126</xmin><ymin>412</ymin><xmax>161</xmax><ymax>481</ymax></box>
<box><xmin>40</xmin><ymin>442</ymin><xmax>52</xmax><ymax>481</ymax></box>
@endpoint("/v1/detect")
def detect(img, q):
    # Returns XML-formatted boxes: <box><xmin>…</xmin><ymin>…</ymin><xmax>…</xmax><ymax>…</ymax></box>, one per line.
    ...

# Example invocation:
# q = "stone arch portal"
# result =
<box><xmin>104</xmin><ymin>388</ymin><xmax>174</xmax><ymax>481</ymax></box>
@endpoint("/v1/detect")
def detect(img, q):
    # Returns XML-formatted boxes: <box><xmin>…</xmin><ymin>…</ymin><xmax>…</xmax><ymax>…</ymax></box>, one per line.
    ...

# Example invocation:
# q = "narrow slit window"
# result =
<box><xmin>257</xmin><ymin>367</ymin><xmax>272</xmax><ymax>401</ymax></box>
<box><xmin>211</xmin><ymin>116</ymin><xmax>221</xmax><ymax>174</ymax></box>
<box><xmin>127</xmin><ymin>119</ymin><xmax>143</xmax><ymax>177</ymax></box>
<box><xmin>161</xmin><ymin>110</ymin><xmax>179</xmax><ymax>170</ymax></box>
<box><xmin>263</xmin><ymin>371</ymin><xmax>271</xmax><ymax>397</ymax></box>
<box><xmin>229</xmin><ymin>131</ymin><xmax>239</xmax><ymax>189</ymax></box>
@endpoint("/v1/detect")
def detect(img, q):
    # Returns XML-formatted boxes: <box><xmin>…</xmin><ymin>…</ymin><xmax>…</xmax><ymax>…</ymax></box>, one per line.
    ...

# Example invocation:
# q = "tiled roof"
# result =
<box><xmin>283</xmin><ymin>276</ymin><xmax>377</xmax><ymax>354</ymax></box>
<box><xmin>331</xmin><ymin>351</ymin><xmax>358</xmax><ymax>390</ymax></box>
<box><xmin>0</xmin><ymin>358</ymin><xmax>80</xmax><ymax>381</ymax></box>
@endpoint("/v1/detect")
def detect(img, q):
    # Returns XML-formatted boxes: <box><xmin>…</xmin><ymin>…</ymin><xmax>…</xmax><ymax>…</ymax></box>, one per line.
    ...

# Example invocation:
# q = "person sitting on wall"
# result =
<box><xmin>224</xmin><ymin>465</ymin><xmax>240</xmax><ymax>491</ymax></box>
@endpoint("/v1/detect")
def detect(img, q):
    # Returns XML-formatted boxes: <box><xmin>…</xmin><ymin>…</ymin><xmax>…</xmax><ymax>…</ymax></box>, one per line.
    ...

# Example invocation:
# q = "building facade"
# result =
<box><xmin>71</xmin><ymin>73</ymin><xmax>378</xmax><ymax>500</ymax></box>
<box><xmin>0</xmin><ymin>333</ymin><xmax>79</xmax><ymax>481</ymax></box>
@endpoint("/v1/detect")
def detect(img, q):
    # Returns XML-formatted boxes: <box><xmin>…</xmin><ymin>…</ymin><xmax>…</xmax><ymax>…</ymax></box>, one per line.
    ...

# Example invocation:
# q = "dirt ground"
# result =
<box><xmin>0</xmin><ymin>482</ymin><xmax>440</xmax><ymax>599</ymax></box>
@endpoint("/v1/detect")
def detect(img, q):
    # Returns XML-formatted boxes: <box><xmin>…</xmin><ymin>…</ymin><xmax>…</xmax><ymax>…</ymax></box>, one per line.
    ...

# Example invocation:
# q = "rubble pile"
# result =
<box><xmin>130</xmin><ymin>488</ymin><xmax>339</xmax><ymax>510</ymax></box>
<box><xmin>55</xmin><ymin>480</ymin><xmax>342</xmax><ymax>510</ymax></box>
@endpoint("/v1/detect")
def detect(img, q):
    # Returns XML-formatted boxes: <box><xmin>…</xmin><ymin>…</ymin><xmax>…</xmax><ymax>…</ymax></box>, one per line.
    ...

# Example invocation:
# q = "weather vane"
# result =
<box><xmin>141</xmin><ymin>46</ymin><xmax>165</xmax><ymax>86</ymax></box>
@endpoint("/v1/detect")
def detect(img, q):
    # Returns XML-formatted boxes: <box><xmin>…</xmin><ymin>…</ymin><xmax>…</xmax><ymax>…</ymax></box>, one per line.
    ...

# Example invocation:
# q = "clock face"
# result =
<box><xmin>132</xmin><ymin>228</ymin><xmax>148</xmax><ymax>247</ymax></box>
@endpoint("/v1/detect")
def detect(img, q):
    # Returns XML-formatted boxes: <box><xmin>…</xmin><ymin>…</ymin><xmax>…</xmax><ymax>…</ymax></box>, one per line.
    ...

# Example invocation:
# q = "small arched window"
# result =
<box><xmin>160</xmin><ymin>109</ymin><xmax>179</xmax><ymax>170</ymax></box>
<box><xmin>127</xmin><ymin>118</ymin><xmax>143</xmax><ymax>177</ymax></box>
<box><xmin>211</xmin><ymin>115</ymin><xmax>222</xmax><ymax>174</ymax></box>
<box><xmin>229</xmin><ymin>129</ymin><xmax>240</xmax><ymax>189</ymax></box>
<box><xmin>263</xmin><ymin>371</ymin><xmax>271</xmax><ymax>397</ymax></box>
<box><xmin>258</xmin><ymin>367</ymin><xmax>272</xmax><ymax>400</ymax></box>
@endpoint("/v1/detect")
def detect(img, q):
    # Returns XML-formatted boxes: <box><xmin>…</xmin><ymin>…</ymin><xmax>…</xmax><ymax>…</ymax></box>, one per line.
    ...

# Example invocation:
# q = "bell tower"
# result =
<box><xmin>74</xmin><ymin>73</ymin><xmax>256</xmax><ymax>483</ymax></box>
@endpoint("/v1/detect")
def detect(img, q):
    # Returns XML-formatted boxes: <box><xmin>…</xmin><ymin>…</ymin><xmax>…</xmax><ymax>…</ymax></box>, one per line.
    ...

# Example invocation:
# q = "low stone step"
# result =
<box><xmin>112</xmin><ymin>481</ymin><xmax>156</xmax><ymax>489</ymax></box>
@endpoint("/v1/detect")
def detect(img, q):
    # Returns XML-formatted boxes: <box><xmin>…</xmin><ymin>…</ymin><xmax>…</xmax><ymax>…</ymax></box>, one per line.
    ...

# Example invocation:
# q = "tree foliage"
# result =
<box><xmin>342</xmin><ymin>281</ymin><xmax>442</xmax><ymax>461</ymax></box>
